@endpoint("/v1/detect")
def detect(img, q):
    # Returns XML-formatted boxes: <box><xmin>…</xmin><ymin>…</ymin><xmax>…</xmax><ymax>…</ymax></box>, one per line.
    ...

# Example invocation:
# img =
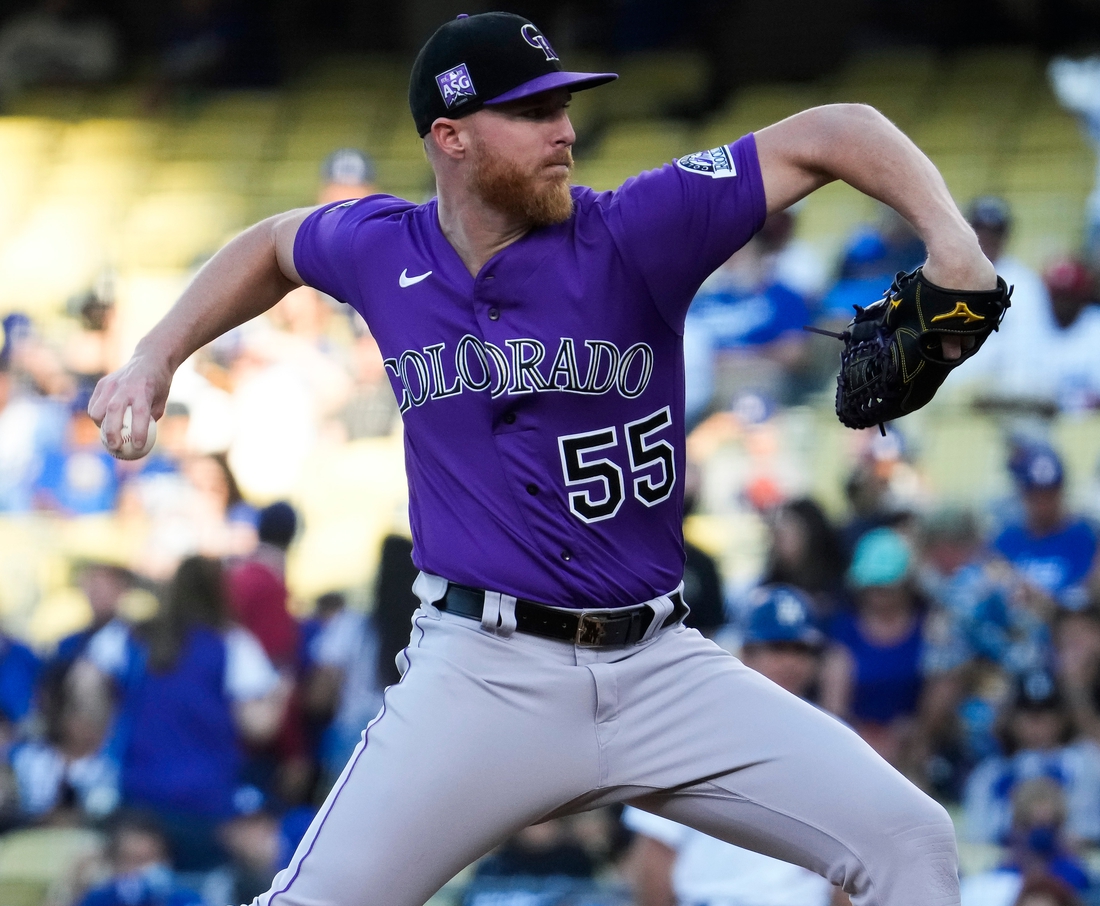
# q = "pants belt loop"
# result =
<box><xmin>639</xmin><ymin>580</ymin><xmax>685</xmax><ymax>642</ymax></box>
<box><xmin>480</xmin><ymin>591</ymin><xmax>518</xmax><ymax>637</ymax></box>
<box><xmin>413</xmin><ymin>571</ymin><xmax>449</xmax><ymax>613</ymax></box>
<box><xmin>481</xmin><ymin>591</ymin><xmax>502</xmax><ymax>633</ymax></box>
<box><xmin>497</xmin><ymin>593</ymin><xmax>518</xmax><ymax>636</ymax></box>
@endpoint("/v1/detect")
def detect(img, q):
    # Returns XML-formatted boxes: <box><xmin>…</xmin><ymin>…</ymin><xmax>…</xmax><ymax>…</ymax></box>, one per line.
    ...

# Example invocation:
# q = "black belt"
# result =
<box><xmin>437</xmin><ymin>583</ymin><xmax>688</xmax><ymax>647</ymax></box>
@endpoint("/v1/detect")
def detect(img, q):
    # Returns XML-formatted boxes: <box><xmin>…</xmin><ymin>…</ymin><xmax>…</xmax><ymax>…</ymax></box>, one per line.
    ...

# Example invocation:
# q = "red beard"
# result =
<box><xmin>468</xmin><ymin>138</ymin><xmax>575</xmax><ymax>228</ymax></box>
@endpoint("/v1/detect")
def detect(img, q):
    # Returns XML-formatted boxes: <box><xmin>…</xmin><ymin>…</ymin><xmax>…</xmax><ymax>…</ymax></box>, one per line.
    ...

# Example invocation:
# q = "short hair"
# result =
<box><xmin>105</xmin><ymin>810</ymin><xmax>170</xmax><ymax>862</ymax></box>
<box><xmin>258</xmin><ymin>501</ymin><xmax>298</xmax><ymax>548</ymax></box>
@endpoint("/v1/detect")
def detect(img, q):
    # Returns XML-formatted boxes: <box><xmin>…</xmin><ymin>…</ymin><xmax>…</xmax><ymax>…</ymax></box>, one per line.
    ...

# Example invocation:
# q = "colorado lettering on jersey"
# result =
<box><xmin>383</xmin><ymin>336</ymin><xmax>654</xmax><ymax>412</ymax></box>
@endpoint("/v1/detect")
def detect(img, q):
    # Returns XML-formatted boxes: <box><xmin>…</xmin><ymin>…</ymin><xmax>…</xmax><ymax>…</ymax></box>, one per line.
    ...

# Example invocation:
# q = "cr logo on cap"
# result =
<box><xmin>521</xmin><ymin>24</ymin><xmax>558</xmax><ymax>61</ymax></box>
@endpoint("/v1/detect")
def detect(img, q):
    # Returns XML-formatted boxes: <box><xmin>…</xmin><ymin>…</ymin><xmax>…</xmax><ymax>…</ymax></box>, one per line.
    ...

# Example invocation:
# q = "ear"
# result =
<box><xmin>429</xmin><ymin>119</ymin><xmax>469</xmax><ymax>161</ymax></box>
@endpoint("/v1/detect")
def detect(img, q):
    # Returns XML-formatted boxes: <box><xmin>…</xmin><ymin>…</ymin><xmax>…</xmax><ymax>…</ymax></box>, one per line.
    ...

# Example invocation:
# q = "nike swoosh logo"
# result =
<box><xmin>399</xmin><ymin>268</ymin><xmax>432</xmax><ymax>288</ymax></box>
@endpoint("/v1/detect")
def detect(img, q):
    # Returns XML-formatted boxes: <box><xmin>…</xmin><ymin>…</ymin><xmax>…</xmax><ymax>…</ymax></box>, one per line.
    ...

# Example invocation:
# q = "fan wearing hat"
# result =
<box><xmin>622</xmin><ymin>585</ymin><xmax>832</xmax><ymax>906</ymax></box>
<box><xmin>962</xmin><ymin>671</ymin><xmax>1100</xmax><ymax>850</ymax></box>
<box><xmin>956</xmin><ymin>196</ymin><xmax>1100</xmax><ymax>409</ymax></box>
<box><xmin>820</xmin><ymin>528</ymin><xmax>932</xmax><ymax>776</ymax></box>
<box><xmin>992</xmin><ymin>442</ymin><xmax>1097</xmax><ymax>612</ymax></box>
<box><xmin>91</xmin><ymin>9</ymin><xmax>1001</xmax><ymax>904</ymax></box>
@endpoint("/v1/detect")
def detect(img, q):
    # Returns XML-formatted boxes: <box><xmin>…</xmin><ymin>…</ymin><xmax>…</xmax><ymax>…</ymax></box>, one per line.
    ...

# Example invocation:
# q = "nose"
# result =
<box><xmin>555</xmin><ymin>109</ymin><xmax>576</xmax><ymax>147</ymax></box>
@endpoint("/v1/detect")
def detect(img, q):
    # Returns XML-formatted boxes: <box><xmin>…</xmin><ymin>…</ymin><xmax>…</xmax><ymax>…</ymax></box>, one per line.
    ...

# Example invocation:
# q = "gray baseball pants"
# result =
<box><xmin>255</xmin><ymin>573</ymin><xmax>959</xmax><ymax>906</ymax></box>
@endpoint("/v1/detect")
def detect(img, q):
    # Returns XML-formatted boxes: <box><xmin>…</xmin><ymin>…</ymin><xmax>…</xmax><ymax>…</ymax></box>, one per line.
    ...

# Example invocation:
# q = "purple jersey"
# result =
<box><xmin>294</xmin><ymin>135</ymin><xmax>766</xmax><ymax>608</ymax></box>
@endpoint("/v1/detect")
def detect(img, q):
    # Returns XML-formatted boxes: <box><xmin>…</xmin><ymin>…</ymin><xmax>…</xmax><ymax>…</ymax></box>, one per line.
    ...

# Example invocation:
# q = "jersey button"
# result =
<box><xmin>560</xmin><ymin>549</ymin><xmax>572</xmax><ymax>561</ymax></box>
<box><xmin>526</xmin><ymin>483</ymin><xmax>538</xmax><ymax>495</ymax></box>
<box><xmin>502</xmin><ymin>412</ymin><xmax>516</xmax><ymax>424</ymax></box>
<box><xmin>488</xmin><ymin>308</ymin><xmax>500</xmax><ymax>320</ymax></box>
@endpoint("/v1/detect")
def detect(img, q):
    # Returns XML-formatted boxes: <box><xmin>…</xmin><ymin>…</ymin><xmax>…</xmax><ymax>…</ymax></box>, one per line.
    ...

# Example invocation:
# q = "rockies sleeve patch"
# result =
<box><xmin>675</xmin><ymin>146</ymin><xmax>737</xmax><ymax>179</ymax></box>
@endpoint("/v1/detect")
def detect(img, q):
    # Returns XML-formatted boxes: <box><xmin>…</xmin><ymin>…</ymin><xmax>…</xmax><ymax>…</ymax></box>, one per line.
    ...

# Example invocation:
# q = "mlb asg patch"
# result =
<box><xmin>675</xmin><ymin>146</ymin><xmax>737</xmax><ymax>179</ymax></box>
<box><xmin>436</xmin><ymin>63</ymin><xmax>476</xmax><ymax>109</ymax></box>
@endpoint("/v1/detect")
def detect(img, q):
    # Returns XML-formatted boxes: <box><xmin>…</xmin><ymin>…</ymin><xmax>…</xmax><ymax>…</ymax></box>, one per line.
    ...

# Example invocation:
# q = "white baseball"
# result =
<box><xmin>101</xmin><ymin>406</ymin><xmax>157</xmax><ymax>460</ymax></box>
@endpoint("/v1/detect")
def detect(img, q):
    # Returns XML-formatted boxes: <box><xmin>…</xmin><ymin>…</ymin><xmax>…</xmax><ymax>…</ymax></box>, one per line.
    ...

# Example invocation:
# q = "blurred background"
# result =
<box><xmin>2</xmin><ymin>1</ymin><xmax>1100</xmax><ymax>905</ymax></box>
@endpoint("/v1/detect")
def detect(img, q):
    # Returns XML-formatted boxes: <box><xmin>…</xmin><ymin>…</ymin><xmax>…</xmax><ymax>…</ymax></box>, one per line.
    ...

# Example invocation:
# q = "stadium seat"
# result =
<box><xmin>0</xmin><ymin>826</ymin><xmax>104</xmax><ymax>906</ymax></box>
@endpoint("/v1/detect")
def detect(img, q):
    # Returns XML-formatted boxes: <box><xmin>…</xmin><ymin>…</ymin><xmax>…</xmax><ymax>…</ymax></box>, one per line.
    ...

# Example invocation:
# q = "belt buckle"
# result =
<box><xmin>574</xmin><ymin>611</ymin><xmax>610</xmax><ymax>647</ymax></box>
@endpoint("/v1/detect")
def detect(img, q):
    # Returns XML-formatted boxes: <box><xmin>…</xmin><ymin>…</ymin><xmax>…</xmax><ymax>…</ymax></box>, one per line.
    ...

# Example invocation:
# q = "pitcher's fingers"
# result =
<box><xmin>87</xmin><ymin>375</ymin><xmax>113</xmax><ymax>425</ymax></box>
<box><xmin>940</xmin><ymin>336</ymin><xmax>962</xmax><ymax>361</ymax></box>
<box><xmin>129</xmin><ymin>398</ymin><xmax>154</xmax><ymax>448</ymax></box>
<box><xmin>98</xmin><ymin>395</ymin><xmax>130</xmax><ymax>448</ymax></box>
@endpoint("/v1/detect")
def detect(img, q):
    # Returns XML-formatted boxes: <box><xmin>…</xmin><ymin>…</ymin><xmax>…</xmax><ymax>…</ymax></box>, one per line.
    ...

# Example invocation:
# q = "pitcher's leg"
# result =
<box><xmin>618</xmin><ymin>630</ymin><xmax>958</xmax><ymax>906</ymax></box>
<box><xmin>256</xmin><ymin>612</ymin><xmax>601</xmax><ymax>906</ymax></box>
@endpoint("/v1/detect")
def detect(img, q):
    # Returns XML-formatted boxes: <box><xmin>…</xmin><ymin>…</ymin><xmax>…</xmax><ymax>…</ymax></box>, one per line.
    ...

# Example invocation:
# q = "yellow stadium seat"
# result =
<box><xmin>595</xmin><ymin>119</ymin><xmax>692</xmax><ymax>169</ymax></box>
<box><xmin>719</xmin><ymin>84</ymin><xmax>823</xmax><ymax>132</ymax></box>
<box><xmin>1015</xmin><ymin>112</ymin><xmax>1091</xmax><ymax>154</ymax></box>
<box><xmin>0</xmin><ymin>200</ymin><xmax>116</xmax><ymax>314</ymax></box>
<box><xmin>928</xmin><ymin>151</ymin><xmax>998</xmax><ymax>201</ymax></box>
<box><xmin>571</xmin><ymin>161</ymin><xmax>637</xmax><ymax>193</ymax></box>
<box><xmin>0</xmin><ymin>116</ymin><xmax>61</xmax><ymax>164</ymax></box>
<box><xmin>115</xmin><ymin>191</ymin><xmax>246</xmax><ymax>268</ymax></box>
<box><xmin>260</xmin><ymin>158</ymin><xmax>323</xmax><ymax>200</ymax></box>
<box><xmin>194</xmin><ymin>90</ymin><xmax>284</xmax><ymax>126</ymax></box>
<box><xmin>951</xmin><ymin>46</ymin><xmax>1042</xmax><ymax>89</ymax></box>
<box><xmin>283</xmin><ymin>125</ymin><xmax>378</xmax><ymax>161</ymax></box>
<box><xmin>150</xmin><ymin>160</ymin><xmax>254</xmax><ymax>193</ymax></box>
<box><xmin>42</xmin><ymin>158</ymin><xmax>150</xmax><ymax>202</ymax></box>
<box><xmin>57</xmin><ymin>118</ymin><xmax>162</xmax><ymax>159</ymax></box>
<box><xmin>373</xmin><ymin>157</ymin><xmax>433</xmax><ymax>198</ymax></box>
<box><xmin>836</xmin><ymin>47</ymin><xmax>938</xmax><ymax>89</ymax></box>
<box><xmin>0</xmin><ymin>826</ymin><xmax>103</xmax><ymax>906</ymax></box>
<box><xmin>168</xmin><ymin>121</ymin><xmax>275</xmax><ymax>161</ymax></box>
<box><xmin>1003</xmin><ymin>152</ymin><xmax>1094</xmax><ymax>193</ymax></box>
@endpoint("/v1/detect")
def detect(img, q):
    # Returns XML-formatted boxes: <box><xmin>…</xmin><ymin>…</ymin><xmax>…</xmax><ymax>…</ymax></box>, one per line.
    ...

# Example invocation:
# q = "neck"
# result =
<box><xmin>435</xmin><ymin>184</ymin><xmax>531</xmax><ymax>276</ymax></box>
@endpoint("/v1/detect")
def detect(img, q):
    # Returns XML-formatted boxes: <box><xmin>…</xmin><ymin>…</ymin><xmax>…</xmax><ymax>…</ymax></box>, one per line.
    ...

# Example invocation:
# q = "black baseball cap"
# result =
<box><xmin>409</xmin><ymin>12</ymin><xmax>617</xmax><ymax>137</ymax></box>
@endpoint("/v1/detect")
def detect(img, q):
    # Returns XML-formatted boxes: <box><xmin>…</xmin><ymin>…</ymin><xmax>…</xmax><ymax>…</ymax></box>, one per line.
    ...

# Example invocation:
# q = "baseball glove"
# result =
<box><xmin>814</xmin><ymin>267</ymin><xmax>1012</xmax><ymax>432</ymax></box>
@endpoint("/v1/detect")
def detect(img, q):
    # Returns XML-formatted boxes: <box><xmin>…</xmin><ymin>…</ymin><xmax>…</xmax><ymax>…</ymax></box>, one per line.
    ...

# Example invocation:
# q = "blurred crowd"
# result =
<box><xmin>0</xmin><ymin>45</ymin><xmax>1099</xmax><ymax>904</ymax></box>
<box><xmin>0</xmin><ymin>160</ymin><xmax>1097</xmax><ymax>906</ymax></box>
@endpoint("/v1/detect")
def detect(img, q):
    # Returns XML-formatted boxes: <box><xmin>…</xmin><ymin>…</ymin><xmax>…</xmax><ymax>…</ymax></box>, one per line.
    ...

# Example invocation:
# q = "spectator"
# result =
<box><xmin>1049</xmin><ymin>55</ymin><xmax>1100</xmax><ymax>267</ymax></box>
<box><xmin>622</xmin><ymin>585</ymin><xmax>834</xmax><ymax>906</ymax></box>
<box><xmin>1012</xmin><ymin>875</ymin><xmax>1084</xmax><ymax>906</ymax></box>
<box><xmin>963</xmin><ymin>672</ymin><xmax>1100</xmax><ymax>847</ymax></box>
<box><xmin>954</xmin><ymin>196</ymin><xmax>1100</xmax><ymax>412</ymax></box>
<box><xmin>227</xmin><ymin>502</ymin><xmax>299</xmax><ymax>670</ymax></box>
<box><xmin>819</xmin><ymin>527</ymin><xmax>927</xmax><ymax>772</ymax></box>
<box><xmin>759</xmin><ymin>497</ymin><xmax>848</xmax><ymax>622</ymax></box>
<box><xmin>126</xmin><ymin>433</ymin><xmax>255</xmax><ymax>581</ymax></box>
<box><xmin>55</xmin><ymin>561</ymin><xmax>137</xmax><ymax>669</ymax></box>
<box><xmin>685</xmin><ymin>212</ymin><xmax>815</xmax><ymax>407</ymax></box>
<box><xmin>10</xmin><ymin>663</ymin><xmax>117</xmax><ymax>824</ymax></box>
<box><xmin>0</xmin><ymin>340</ymin><xmax>65</xmax><ymax>513</ymax></box>
<box><xmin>839</xmin><ymin>428</ymin><xmax>922</xmax><ymax>555</ymax></box>
<box><xmin>317</xmin><ymin>148</ymin><xmax>377</xmax><ymax>205</ymax></box>
<box><xmin>63</xmin><ymin>285</ymin><xmax>121</xmax><ymax>386</ymax></box>
<box><xmin>817</xmin><ymin>208</ymin><xmax>924</xmax><ymax>323</ymax></box>
<box><xmin>993</xmin><ymin>443</ymin><xmax>1097</xmax><ymax>613</ymax></box>
<box><xmin>1054</xmin><ymin>602</ymin><xmax>1100</xmax><ymax>748</ymax></box>
<box><xmin>306</xmin><ymin>535</ymin><xmax>419</xmax><ymax>782</ymax></box>
<box><xmin>469</xmin><ymin>819</ymin><xmax>596</xmax><ymax>884</ymax></box>
<box><xmin>74</xmin><ymin>811</ymin><xmax>203</xmax><ymax>906</ymax></box>
<box><xmin>339</xmin><ymin>327</ymin><xmax>400</xmax><ymax>441</ymax></box>
<box><xmin>961</xmin><ymin>778</ymin><xmax>1090</xmax><ymax>906</ymax></box>
<box><xmin>33</xmin><ymin>384</ymin><xmax>121</xmax><ymax>516</ymax></box>
<box><xmin>681</xmin><ymin>463</ymin><xmax>725</xmax><ymax>637</ymax></box>
<box><xmin>77</xmin><ymin>556</ymin><xmax>288</xmax><ymax>871</ymax></box>
<box><xmin>965</xmin><ymin>197</ymin><xmax>1052</xmax><ymax>351</ymax></box>
<box><xmin>918</xmin><ymin>509</ymin><xmax>1052</xmax><ymax>799</ymax></box>
<box><xmin>196</xmin><ymin>793</ymin><xmax>316</xmax><ymax>906</ymax></box>
<box><xmin>227</xmin><ymin>501</ymin><xmax>311</xmax><ymax>805</ymax></box>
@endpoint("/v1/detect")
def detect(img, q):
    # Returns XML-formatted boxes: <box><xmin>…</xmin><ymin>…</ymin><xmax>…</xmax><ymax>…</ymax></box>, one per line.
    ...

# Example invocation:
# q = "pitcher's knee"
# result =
<box><xmin>845</xmin><ymin>789</ymin><xmax>959</xmax><ymax>904</ymax></box>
